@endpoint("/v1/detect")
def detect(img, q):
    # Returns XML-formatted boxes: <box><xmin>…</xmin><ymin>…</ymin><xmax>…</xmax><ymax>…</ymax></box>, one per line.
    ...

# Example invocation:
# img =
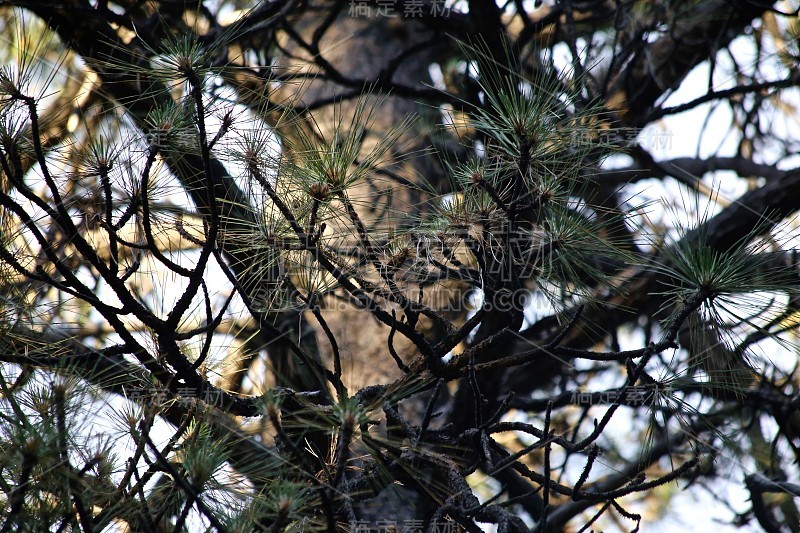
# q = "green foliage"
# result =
<box><xmin>1</xmin><ymin>3</ymin><xmax>799</xmax><ymax>532</ymax></box>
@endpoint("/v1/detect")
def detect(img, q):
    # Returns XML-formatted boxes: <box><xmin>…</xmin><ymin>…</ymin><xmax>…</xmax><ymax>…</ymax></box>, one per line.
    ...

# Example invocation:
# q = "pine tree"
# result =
<box><xmin>1</xmin><ymin>2</ymin><xmax>800</xmax><ymax>531</ymax></box>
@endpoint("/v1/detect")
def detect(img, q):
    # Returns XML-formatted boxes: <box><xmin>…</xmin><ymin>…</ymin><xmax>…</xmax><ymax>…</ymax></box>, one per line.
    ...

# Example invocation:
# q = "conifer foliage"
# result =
<box><xmin>1</xmin><ymin>1</ymin><xmax>800</xmax><ymax>531</ymax></box>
